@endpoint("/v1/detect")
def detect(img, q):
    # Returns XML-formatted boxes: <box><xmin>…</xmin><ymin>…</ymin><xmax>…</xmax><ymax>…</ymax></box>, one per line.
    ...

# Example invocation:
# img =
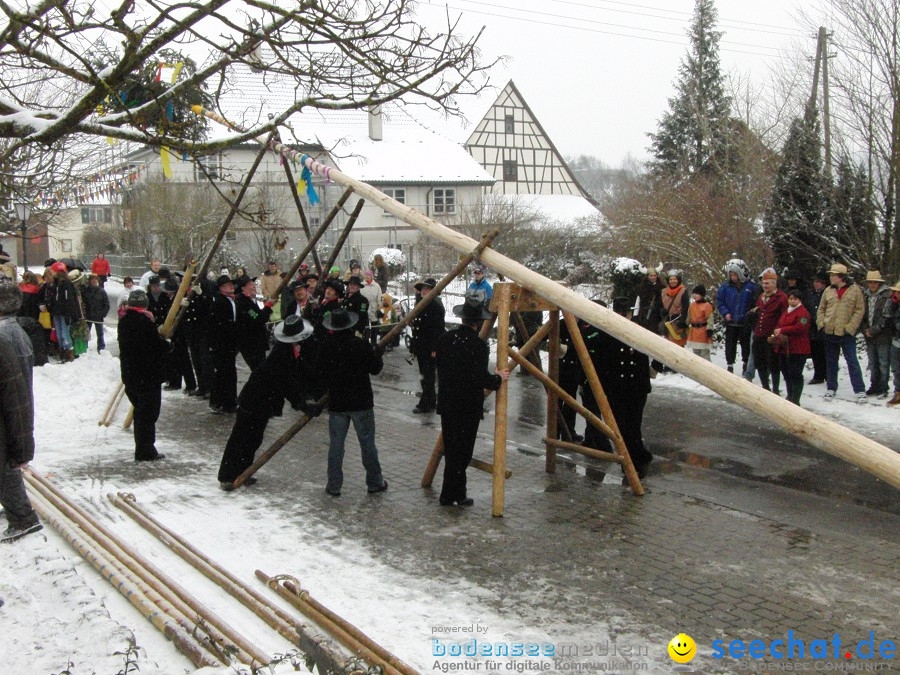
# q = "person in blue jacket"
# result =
<box><xmin>467</xmin><ymin>264</ymin><xmax>493</xmax><ymax>302</ymax></box>
<box><xmin>716</xmin><ymin>259</ymin><xmax>758</xmax><ymax>376</ymax></box>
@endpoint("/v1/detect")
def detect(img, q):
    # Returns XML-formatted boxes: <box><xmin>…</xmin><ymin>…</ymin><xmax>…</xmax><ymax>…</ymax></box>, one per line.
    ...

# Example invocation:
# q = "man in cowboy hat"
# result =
<box><xmin>208</xmin><ymin>274</ymin><xmax>239</xmax><ymax>413</ymax></box>
<box><xmin>887</xmin><ymin>279</ymin><xmax>900</xmax><ymax>407</ymax></box>
<box><xmin>817</xmin><ymin>263</ymin><xmax>866</xmax><ymax>403</ymax></box>
<box><xmin>316</xmin><ymin>307</ymin><xmax>388</xmax><ymax>497</ymax></box>
<box><xmin>434</xmin><ymin>292</ymin><xmax>510</xmax><ymax>507</ymax></box>
<box><xmin>410</xmin><ymin>277</ymin><xmax>445</xmax><ymax>414</ymax></box>
<box><xmin>218</xmin><ymin>315</ymin><xmax>316</xmax><ymax>490</ymax></box>
<box><xmin>861</xmin><ymin>270</ymin><xmax>893</xmax><ymax>399</ymax></box>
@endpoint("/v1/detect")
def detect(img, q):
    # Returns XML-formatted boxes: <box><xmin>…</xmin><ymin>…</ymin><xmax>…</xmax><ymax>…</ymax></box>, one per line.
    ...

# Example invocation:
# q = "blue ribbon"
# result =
<box><xmin>301</xmin><ymin>165</ymin><xmax>319</xmax><ymax>204</ymax></box>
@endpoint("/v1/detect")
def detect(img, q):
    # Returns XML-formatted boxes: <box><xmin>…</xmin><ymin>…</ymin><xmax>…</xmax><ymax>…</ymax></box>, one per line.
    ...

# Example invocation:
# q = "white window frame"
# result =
<box><xmin>433</xmin><ymin>188</ymin><xmax>456</xmax><ymax>215</ymax></box>
<box><xmin>382</xmin><ymin>188</ymin><xmax>406</xmax><ymax>216</ymax></box>
<box><xmin>194</xmin><ymin>153</ymin><xmax>223</xmax><ymax>181</ymax></box>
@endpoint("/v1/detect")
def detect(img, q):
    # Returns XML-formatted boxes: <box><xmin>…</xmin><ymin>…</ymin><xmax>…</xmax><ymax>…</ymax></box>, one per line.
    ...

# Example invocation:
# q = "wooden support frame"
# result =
<box><xmin>491</xmin><ymin>283</ymin><xmax>512</xmax><ymax>517</ymax></box>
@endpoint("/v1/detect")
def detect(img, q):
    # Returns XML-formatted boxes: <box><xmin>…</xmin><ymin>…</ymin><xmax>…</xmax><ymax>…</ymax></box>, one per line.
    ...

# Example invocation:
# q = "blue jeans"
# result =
<box><xmin>327</xmin><ymin>408</ymin><xmax>384</xmax><ymax>493</ymax></box>
<box><xmin>824</xmin><ymin>334</ymin><xmax>865</xmax><ymax>394</ymax></box>
<box><xmin>52</xmin><ymin>315</ymin><xmax>72</xmax><ymax>350</ymax></box>
<box><xmin>865</xmin><ymin>336</ymin><xmax>891</xmax><ymax>394</ymax></box>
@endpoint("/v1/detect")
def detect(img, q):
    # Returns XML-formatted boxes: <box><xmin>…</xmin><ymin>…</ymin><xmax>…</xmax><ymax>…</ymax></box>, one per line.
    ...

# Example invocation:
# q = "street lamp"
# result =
<box><xmin>14</xmin><ymin>201</ymin><xmax>31</xmax><ymax>271</ymax></box>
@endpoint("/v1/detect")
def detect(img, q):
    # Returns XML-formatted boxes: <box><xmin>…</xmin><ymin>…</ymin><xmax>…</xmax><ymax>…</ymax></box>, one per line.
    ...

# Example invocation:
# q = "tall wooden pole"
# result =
<box><xmin>321</xmin><ymin>199</ymin><xmax>364</xmax><ymax>274</ymax></box>
<box><xmin>198</xmin><ymin>107</ymin><xmax>900</xmax><ymax>492</ymax></box>
<box><xmin>821</xmin><ymin>26</ymin><xmax>833</xmax><ymax>180</ymax></box>
<box><xmin>546</xmin><ymin>310</ymin><xmax>560</xmax><ymax>473</ymax></box>
<box><xmin>491</xmin><ymin>284</ymin><xmax>511</xmax><ymax>517</ymax></box>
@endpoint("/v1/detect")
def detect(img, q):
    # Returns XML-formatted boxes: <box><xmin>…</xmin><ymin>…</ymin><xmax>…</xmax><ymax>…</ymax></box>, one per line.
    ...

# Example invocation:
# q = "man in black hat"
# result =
<box><xmin>434</xmin><ymin>292</ymin><xmax>509</xmax><ymax>506</ymax></box>
<box><xmin>184</xmin><ymin>276</ymin><xmax>216</xmax><ymax>398</ymax></box>
<box><xmin>118</xmin><ymin>289</ymin><xmax>170</xmax><ymax>461</ymax></box>
<box><xmin>316</xmin><ymin>307</ymin><xmax>388</xmax><ymax>496</ymax></box>
<box><xmin>282</xmin><ymin>278</ymin><xmax>314</xmax><ymax>319</ymax></box>
<box><xmin>309</xmin><ymin>278</ymin><xmax>343</xmax><ymax>336</ymax></box>
<box><xmin>585</xmin><ymin>297</ymin><xmax>653</xmax><ymax>482</ymax></box>
<box><xmin>234</xmin><ymin>275</ymin><xmax>273</xmax><ymax>371</ymax></box>
<box><xmin>410</xmin><ymin>277</ymin><xmax>445</xmax><ymax>413</ymax></box>
<box><xmin>341</xmin><ymin>275</ymin><xmax>370</xmax><ymax>335</ymax></box>
<box><xmin>146</xmin><ymin>276</ymin><xmax>171</xmax><ymax>328</ymax></box>
<box><xmin>218</xmin><ymin>316</ymin><xmax>316</xmax><ymax>489</ymax></box>
<box><xmin>208</xmin><ymin>275</ymin><xmax>239</xmax><ymax>413</ymax></box>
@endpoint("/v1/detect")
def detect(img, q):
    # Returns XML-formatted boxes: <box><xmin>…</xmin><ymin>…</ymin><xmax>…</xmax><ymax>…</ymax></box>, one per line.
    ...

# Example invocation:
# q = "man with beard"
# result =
<box><xmin>409</xmin><ymin>278</ymin><xmax>445</xmax><ymax>414</ymax></box>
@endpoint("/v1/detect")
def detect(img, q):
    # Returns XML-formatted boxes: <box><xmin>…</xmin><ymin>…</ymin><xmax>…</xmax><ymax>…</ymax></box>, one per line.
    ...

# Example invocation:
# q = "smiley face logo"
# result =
<box><xmin>668</xmin><ymin>633</ymin><xmax>696</xmax><ymax>663</ymax></box>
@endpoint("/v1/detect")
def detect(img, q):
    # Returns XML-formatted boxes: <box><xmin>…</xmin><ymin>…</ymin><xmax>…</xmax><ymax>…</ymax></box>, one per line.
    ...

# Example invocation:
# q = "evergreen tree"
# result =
<box><xmin>831</xmin><ymin>158</ymin><xmax>879</xmax><ymax>269</ymax></box>
<box><xmin>649</xmin><ymin>0</ymin><xmax>732</xmax><ymax>178</ymax></box>
<box><xmin>763</xmin><ymin>114</ymin><xmax>832</xmax><ymax>279</ymax></box>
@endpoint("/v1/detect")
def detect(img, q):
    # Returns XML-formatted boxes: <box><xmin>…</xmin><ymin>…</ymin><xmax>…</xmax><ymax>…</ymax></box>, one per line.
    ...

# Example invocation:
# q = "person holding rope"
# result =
<box><xmin>435</xmin><ymin>292</ymin><xmax>509</xmax><ymax>507</ymax></box>
<box><xmin>218</xmin><ymin>315</ymin><xmax>317</xmax><ymax>490</ymax></box>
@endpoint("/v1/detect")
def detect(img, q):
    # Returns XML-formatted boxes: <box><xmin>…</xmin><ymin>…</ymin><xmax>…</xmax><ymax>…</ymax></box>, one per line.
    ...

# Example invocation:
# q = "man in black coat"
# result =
<box><xmin>316</xmin><ymin>307</ymin><xmax>388</xmax><ymax>496</ymax></box>
<box><xmin>557</xmin><ymin>315</ymin><xmax>588</xmax><ymax>442</ymax></box>
<box><xmin>308</xmin><ymin>279</ymin><xmax>343</xmax><ymax>338</ymax></box>
<box><xmin>218</xmin><ymin>316</ymin><xmax>317</xmax><ymax>489</ymax></box>
<box><xmin>409</xmin><ymin>278</ymin><xmax>445</xmax><ymax>413</ymax></box>
<box><xmin>208</xmin><ymin>275</ymin><xmax>239</xmax><ymax>413</ymax></box>
<box><xmin>584</xmin><ymin>297</ymin><xmax>654</xmax><ymax>481</ymax></box>
<box><xmin>435</xmin><ymin>293</ymin><xmax>509</xmax><ymax>507</ymax></box>
<box><xmin>83</xmin><ymin>274</ymin><xmax>110</xmax><ymax>352</ymax></box>
<box><xmin>118</xmin><ymin>289</ymin><xmax>170</xmax><ymax>461</ymax></box>
<box><xmin>341</xmin><ymin>275</ymin><xmax>370</xmax><ymax>335</ymax></box>
<box><xmin>0</xmin><ymin>281</ymin><xmax>43</xmax><ymax>543</ymax></box>
<box><xmin>184</xmin><ymin>277</ymin><xmax>215</xmax><ymax>398</ymax></box>
<box><xmin>146</xmin><ymin>276</ymin><xmax>171</xmax><ymax>328</ymax></box>
<box><xmin>234</xmin><ymin>275</ymin><xmax>273</xmax><ymax>371</ymax></box>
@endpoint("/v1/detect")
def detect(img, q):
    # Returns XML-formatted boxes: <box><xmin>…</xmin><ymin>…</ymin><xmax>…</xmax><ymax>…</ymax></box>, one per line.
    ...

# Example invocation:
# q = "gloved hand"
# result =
<box><xmin>264</xmin><ymin>300</ymin><xmax>274</xmax><ymax>309</ymax></box>
<box><xmin>191</xmin><ymin>285</ymin><xmax>202</xmax><ymax>295</ymax></box>
<box><xmin>558</xmin><ymin>344</ymin><xmax>568</xmax><ymax>356</ymax></box>
<box><xmin>180</xmin><ymin>298</ymin><xmax>190</xmax><ymax>308</ymax></box>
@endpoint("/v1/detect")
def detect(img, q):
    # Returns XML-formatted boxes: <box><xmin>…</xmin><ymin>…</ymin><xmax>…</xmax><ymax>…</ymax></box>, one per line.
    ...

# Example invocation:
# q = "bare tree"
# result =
<box><xmin>800</xmin><ymin>0</ymin><xmax>900</xmax><ymax>275</ymax></box>
<box><xmin>0</xmin><ymin>0</ymin><xmax>493</xmax><ymax>160</ymax></box>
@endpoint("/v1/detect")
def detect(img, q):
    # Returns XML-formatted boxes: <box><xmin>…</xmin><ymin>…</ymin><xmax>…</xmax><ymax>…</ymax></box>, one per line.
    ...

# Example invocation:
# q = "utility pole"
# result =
<box><xmin>806</xmin><ymin>27</ymin><xmax>824</xmax><ymax>122</ymax></box>
<box><xmin>821</xmin><ymin>27</ymin><xmax>833</xmax><ymax>180</ymax></box>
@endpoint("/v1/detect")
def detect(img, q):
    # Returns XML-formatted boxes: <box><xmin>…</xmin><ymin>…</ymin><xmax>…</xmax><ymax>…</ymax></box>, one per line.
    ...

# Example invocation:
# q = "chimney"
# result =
<box><xmin>368</xmin><ymin>105</ymin><xmax>383</xmax><ymax>141</ymax></box>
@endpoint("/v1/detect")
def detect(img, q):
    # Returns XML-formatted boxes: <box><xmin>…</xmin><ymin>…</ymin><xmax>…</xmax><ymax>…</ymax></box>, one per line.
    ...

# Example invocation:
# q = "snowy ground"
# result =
<box><xmin>1</xmin><ymin>304</ymin><xmax>896</xmax><ymax>674</ymax></box>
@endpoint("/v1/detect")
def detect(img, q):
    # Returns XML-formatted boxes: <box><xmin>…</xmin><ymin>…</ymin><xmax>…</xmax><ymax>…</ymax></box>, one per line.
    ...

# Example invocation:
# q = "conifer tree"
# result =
<box><xmin>831</xmin><ymin>158</ymin><xmax>879</xmax><ymax>270</ymax></box>
<box><xmin>763</xmin><ymin>114</ymin><xmax>833</xmax><ymax>278</ymax></box>
<box><xmin>649</xmin><ymin>0</ymin><xmax>733</xmax><ymax>178</ymax></box>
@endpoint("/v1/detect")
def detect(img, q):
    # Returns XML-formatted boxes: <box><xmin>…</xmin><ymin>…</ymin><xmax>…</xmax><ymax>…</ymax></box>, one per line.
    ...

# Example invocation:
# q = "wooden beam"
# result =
<box><xmin>492</xmin><ymin>284</ymin><xmax>511</xmax><ymax>517</ymax></box>
<box><xmin>543</xmin><ymin>437</ymin><xmax>621</xmax><ymax>464</ymax></box>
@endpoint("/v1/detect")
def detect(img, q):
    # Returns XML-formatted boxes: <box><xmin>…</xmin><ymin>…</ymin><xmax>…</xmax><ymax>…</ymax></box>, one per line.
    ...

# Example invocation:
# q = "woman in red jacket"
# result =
<box><xmin>772</xmin><ymin>290</ymin><xmax>812</xmax><ymax>406</ymax></box>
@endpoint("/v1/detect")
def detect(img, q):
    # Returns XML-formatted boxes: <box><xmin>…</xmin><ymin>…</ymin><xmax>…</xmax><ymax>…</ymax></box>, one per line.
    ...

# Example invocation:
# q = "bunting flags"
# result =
<box><xmin>35</xmin><ymin>165</ymin><xmax>148</xmax><ymax>207</ymax></box>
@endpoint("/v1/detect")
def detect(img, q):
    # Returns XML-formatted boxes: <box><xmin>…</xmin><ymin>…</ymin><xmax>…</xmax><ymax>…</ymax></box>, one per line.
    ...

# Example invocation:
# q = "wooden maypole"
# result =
<box><xmin>193</xmin><ymin>106</ymin><xmax>900</xmax><ymax>493</ymax></box>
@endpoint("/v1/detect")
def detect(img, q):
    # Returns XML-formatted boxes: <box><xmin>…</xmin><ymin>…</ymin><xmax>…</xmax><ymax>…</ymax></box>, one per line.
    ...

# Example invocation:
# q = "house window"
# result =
<box><xmin>194</xmin><ymin>153</ymin><xmax>223</xmax><ymax>181</ymax></box>
<box><xmin>81</xmin><ymin>206</ymin><xmax>113</xmax><ymax>224</ymax></box>
<box><xmin>504</xmin><ymin>114</ymin><xmax>514</xmax><ymax>134</ymax></box>
<box><xmin>503</xmin><ymin>160</ymin><xmax>518</xmax><ymax>182</ymax></box>
<box><xmin>60</xmin><ymin>239</ymin><xmax>72</xmax><ymax>252</ymax></box>
<box><xmin>382</xmin><ymin>188</ymin><xmax>406</xmax><ymax>215</ymax></box>
<box><xmin>433</xmin><ymin>188</ymin><xmax>456</xmax><ymax>215</ymax></box>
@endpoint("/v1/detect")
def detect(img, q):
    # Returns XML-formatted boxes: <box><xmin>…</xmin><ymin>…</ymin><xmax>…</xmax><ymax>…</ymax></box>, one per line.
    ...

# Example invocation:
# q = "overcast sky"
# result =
<box><xmin>414</xmin><ymin>0</ymin><xmax>817</xmax><ymax>165</ymax></box>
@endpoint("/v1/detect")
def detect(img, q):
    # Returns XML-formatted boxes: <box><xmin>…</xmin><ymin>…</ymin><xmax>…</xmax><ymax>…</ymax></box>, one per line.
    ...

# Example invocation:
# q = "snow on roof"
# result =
<box><xmin>483</xmin><ymin>193</ymin><xmax>604</xmax><ymax>229</ymax></box>
<box><xmin>198</xmin><ymin>65</ymin><xmax>494</xmax><ymax>184</ymax></box>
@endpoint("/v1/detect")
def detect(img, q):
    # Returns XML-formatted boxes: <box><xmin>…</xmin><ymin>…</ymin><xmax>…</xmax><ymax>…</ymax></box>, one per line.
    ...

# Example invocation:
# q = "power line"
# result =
<box><xmin>544</xmin><ymin>0</ymin><xmax>805</xmax><ymax>35</ymax></box>
<box><xmin>447</xmin><ymin>0</ymin><xmax>790</xmax><ymax>50</ymax></box>
<box><xmin>427</xmin><ymin>2</ymin><xmax>790</xmax><ymax>57</ymax></box>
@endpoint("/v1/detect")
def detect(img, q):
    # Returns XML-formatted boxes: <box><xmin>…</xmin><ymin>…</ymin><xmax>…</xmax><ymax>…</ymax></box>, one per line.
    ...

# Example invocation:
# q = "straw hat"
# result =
<box><xmin>827</xmin><ymin>263</ymin><xmax>849</xmax><ymax>275</ymax></box>
<box><xmin>890</xmin><ymin>280</ymin><xmax>900</xmax><ymax>293</ymax></box>
<box><xmin>864</xmin><ymin>270</ymin><xmax>885</xmax><ymax>283</ymax></box>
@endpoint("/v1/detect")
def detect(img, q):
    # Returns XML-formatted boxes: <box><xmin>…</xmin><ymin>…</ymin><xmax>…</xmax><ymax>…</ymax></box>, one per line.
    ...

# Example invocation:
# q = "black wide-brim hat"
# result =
<box><xmin>216</xmin><ymin>274</ymin><xmax>232</xmax><ymax>288</ymax></box>
<box><xmin>233</xmin><ymin>274</ymin><xmax>256</xmax><ymax>289</ymax></box>
<box><xmin>452</xmin><ymin>293</ymin><xmax>492</xmax><ymax>320</ymax></box>
<box><xmin>414</xmin><ymin>277</ymin><xmax>438</xmax><ymax>291</ymax></box>
<box><xmin>274</xmin><ymin>315</ymin><xmax>314</xmax><ymax>343</ymax></box>
<box><xmin>322</xmin><ymin>307</ymin><xmax>359</xmax><ymax>331</ymax></box>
